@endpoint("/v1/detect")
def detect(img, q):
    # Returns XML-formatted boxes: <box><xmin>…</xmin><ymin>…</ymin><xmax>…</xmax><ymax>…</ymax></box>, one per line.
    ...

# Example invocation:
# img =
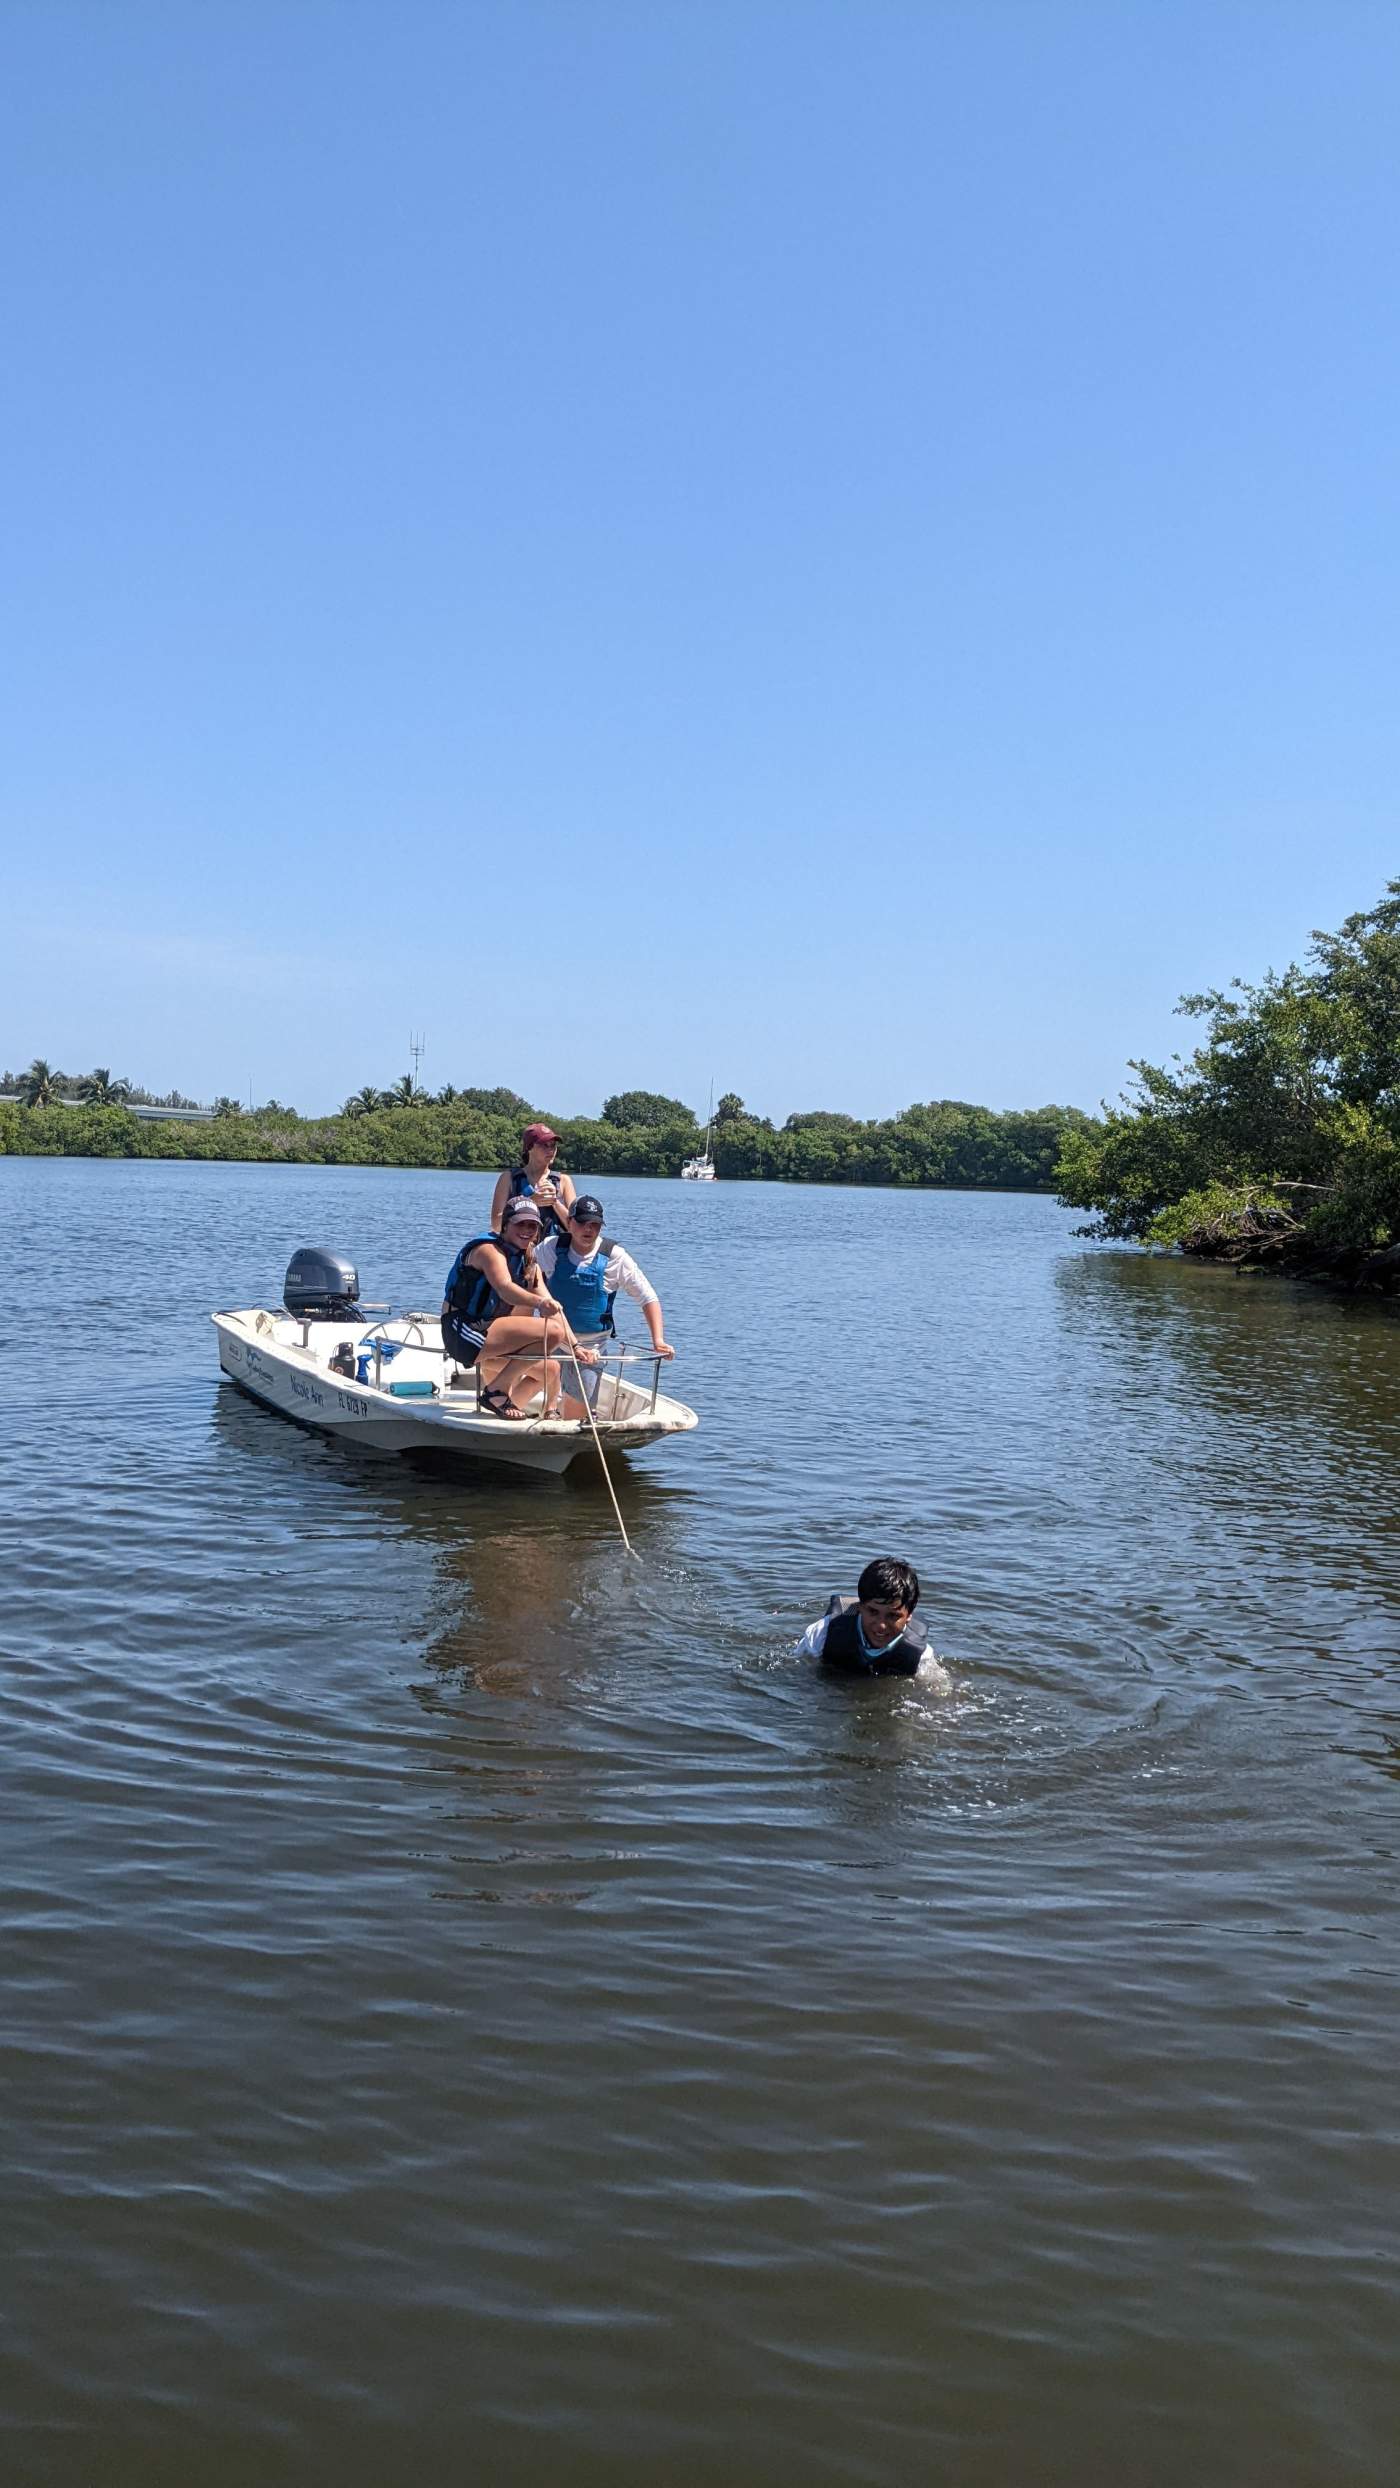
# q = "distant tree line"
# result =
<box><xmin>18</xmin><ymin>884</ymin><xmax>1393</xmax><ymax>1262</ymax></box>
<box><xmin>1055</xmin><ymin>882</ymin><xmax>1400</xmax><ymax>1289</ymax></box>
<box><xmin>0</xmin><ymin>1059</ymin><xmax>202</xmax><ymax>1109</ymax></box>
<box><xmin>0</xmin><ymin>1065</ymin><xmax>1093</xmax><ymax>1192</ymax></box>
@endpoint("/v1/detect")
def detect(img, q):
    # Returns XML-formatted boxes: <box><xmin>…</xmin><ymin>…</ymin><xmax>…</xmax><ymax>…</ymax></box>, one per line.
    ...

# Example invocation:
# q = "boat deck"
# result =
<box><xmin>212</xmin><ymin>1308</ymin><xmax>698</xmax><ymax>1471</ymax></box>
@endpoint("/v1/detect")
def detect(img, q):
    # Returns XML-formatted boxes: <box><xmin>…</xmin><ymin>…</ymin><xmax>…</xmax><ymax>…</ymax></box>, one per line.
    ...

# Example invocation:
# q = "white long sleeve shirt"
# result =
<box><xmin>534</xmin><ymin>1234</ymin><xmax>658</xmax><ymax>1311</ymax></box>
<box><xmin>793</xmin><ymin>1611</ymin><xmax>950</xmax><ymax>1688</ymax></box>
<box><xmin>794</xmin><ymin>1616</ymin><xmax>835</xmax><ymax>1659</ymax></box>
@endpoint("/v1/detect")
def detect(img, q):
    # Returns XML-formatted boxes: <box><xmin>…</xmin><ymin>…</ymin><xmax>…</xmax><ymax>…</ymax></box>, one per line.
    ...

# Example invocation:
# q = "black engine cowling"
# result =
<box><xmin>284</xmin><ymin>1247</ymin><xmax>360</xmax><ymax>1320</ymax></box>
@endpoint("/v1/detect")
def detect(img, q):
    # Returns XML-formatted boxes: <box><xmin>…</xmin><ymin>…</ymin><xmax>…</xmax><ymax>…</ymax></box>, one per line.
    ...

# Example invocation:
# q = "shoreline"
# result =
<box><xmin>0</xmin><ymin>1099</ymin><xmax>1080</xmax><ymax>1195</ymax></box>
<box><xmin>0</xmin><ymin>1142</ymin><xmax>1063</xmax><ymax>1198</ymax></box>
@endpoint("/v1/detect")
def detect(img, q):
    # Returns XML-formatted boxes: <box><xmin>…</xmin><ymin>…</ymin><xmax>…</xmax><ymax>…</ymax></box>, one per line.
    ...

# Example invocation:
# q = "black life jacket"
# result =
<box><xmin>821</xmin><ymin>1596</ymin><xmax>927</xmax><ymax>1678</ymax></box>
<box><xmin>444</xmin><ymin>1233</ymin><xmax>532</xmax><ymax>1334</ymax></box>
<box><xmin>507</xmin><ymin>1168</ymin><xmax>570</xmax><ymax>1239</ymax></box>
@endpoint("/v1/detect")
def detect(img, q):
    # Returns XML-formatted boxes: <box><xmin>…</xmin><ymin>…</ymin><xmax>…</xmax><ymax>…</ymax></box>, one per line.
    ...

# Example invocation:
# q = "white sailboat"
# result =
<box><xmin>681</xmin><ymin>1085</ymin><xmax>718</xmax><ymax>1181</ymax></box>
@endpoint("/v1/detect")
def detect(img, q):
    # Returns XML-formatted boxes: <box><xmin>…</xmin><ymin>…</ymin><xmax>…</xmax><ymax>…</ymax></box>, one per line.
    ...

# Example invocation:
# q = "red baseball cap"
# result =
<box><xmin>521</xmin><ymin>1122</ymin><xmax>559</xmax><ymax>1148</ymax></box>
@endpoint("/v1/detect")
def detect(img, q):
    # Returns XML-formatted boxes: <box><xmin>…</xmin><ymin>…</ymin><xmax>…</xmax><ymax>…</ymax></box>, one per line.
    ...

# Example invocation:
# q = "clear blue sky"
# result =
<box><xmin>2</xmin><ymin>1</ymin><xmax>1396</xmax><ymax>1120</ymax></box>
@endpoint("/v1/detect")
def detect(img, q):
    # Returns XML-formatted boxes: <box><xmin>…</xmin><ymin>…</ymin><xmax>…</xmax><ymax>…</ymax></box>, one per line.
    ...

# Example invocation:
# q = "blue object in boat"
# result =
<box><xmin>356</xmin><ymin>1339</ymin><xmax>404</xmax><ymax>1384</ymax></box>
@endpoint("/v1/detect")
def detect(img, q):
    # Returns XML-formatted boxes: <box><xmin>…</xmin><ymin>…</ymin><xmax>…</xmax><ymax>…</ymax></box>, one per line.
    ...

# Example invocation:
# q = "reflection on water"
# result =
<box><xmin>1052</xmin><ymin>1253</ymin><xmax>1400</xmax><ymax>1788</ymax></box>
<box><xmin>5</xmin><ymin>1159</ymin><xmax>1400</xmax><ymax>2487</ymax></box>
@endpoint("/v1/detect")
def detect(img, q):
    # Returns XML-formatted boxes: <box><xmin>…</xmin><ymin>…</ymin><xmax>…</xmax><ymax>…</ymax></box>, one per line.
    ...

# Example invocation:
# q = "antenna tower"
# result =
<box><xmin>409</xmin><ymin>1030</ymin><xmax>426</xmax><ymax>1095</ymax></box>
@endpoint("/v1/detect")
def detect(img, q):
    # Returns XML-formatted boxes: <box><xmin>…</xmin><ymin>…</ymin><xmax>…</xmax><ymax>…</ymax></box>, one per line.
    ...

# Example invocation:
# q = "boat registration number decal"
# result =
<box><xmin>337</xmin><ymin>1390</ymin><xmax>371</xmax><ymax>1417</ymax></box>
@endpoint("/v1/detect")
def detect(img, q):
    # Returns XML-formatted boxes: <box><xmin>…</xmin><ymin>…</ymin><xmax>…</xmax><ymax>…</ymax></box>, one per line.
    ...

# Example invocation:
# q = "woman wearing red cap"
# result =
<box><xmin>490</xmin><ymin>1123</ymin><xmax>577</xmax><ymax>1242</ymax></box>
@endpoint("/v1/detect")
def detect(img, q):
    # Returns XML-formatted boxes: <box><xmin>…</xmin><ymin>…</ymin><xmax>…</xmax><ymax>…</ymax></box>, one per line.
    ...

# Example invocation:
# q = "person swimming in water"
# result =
<box><xmin>794</xmin><ymin>1557</ymin><xmax>937</xmax><ymax>1679</ymax></box>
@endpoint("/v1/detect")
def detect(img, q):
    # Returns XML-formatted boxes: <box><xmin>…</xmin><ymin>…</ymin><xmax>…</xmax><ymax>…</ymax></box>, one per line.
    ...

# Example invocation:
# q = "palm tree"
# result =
<box><xmin>436</xmin><ymin>1083</ymin><xmax>459</xmax><ymax>1106</ymax></box>
<box><xmin>23</xmin><ymin>1058</ymin><xmax>59</xmax><ymax>1107</ymax></box>
<box><xmin>384</xmin><ymin>1074</ymin><xmax>418</xmax><ymax>1109</ymax></box>
<box><xmin>83</xmin><ymin>1067</ymin><xmax>131</xmax><ymax>1106</ymax></box>
<box><xmin>343</xmin><ymin>1086</ymin><xmax>383</xmax><ymax>1118</ymax></box>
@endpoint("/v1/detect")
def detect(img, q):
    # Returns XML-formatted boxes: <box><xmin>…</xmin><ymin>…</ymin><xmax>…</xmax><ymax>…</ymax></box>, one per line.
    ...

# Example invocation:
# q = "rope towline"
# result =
<box><xmin>442</xmin><ymin>1320</ymin><xmax>638</xmax><ymax>1561</ymax></box>
<box><xmin>550</xmin><ymin>1317</ymin><xmax>636</xmax><ymax>1560</ymax></box>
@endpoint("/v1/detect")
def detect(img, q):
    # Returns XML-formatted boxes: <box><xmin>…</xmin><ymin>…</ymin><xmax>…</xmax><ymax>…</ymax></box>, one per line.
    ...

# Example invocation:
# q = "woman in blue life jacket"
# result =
<box><xmin>489</xmin><ymin>1122</ymin><xmax>577</xmax><ymax>1243</ymax></box>
<box><xmin>534</xmin><ymin>1195</ymin><xmax>674</xmax><ymax>1418</ymax></box>
<box><xmin>441</xmin><ymin>1196</ymin><xmax>590</xmax><ymax>1420</ymax></box>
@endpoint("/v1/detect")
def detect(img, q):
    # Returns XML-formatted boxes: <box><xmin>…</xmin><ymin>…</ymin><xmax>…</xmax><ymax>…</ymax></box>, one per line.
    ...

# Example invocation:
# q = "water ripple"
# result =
<box><xmin>4</xmin><ymin>1162</ymin><xmax>1400</xmax><ymax>2485</ymax></box>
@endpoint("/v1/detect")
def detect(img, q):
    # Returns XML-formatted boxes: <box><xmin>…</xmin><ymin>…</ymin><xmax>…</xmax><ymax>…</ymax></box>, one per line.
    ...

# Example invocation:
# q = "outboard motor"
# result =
<box><xmin>283</xmin><ymin>1247</ymin><xmax>360</xmax><ymax>1321</ymax></box>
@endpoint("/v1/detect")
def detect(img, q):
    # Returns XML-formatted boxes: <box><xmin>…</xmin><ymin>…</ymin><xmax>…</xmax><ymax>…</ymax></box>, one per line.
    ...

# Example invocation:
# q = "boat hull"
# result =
<box><xmin>212</xmin><ymin>1312</ymin><xmax>698</xmax><ymax>1476</ymax></box>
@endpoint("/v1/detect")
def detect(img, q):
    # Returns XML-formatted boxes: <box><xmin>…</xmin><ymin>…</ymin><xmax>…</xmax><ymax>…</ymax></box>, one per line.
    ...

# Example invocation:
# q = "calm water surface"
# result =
<box><xmin>4</xmin><ymin>1160</ymin><xmax>1400</xmax><ymax>2485</ymax></box>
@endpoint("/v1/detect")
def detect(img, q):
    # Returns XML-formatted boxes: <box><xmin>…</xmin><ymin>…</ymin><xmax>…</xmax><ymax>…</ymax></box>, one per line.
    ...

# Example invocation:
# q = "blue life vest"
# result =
<box><xmin>548</xmin><ymin>1243</ymin><xmax>616</xmax><ymax>1337</ymax></box>
<box><xmin>444</xmin><ymin>1233</ymin><xmax>531</xmax><ymax>1336</ymax></box>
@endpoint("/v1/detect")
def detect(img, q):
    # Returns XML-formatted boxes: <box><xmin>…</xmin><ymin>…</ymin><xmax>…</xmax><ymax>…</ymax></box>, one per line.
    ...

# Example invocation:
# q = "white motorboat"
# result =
<box><xmin>213</xmin><ymin>1249</ymin><xmax>698</xmax><ymax>1477</ymax></box>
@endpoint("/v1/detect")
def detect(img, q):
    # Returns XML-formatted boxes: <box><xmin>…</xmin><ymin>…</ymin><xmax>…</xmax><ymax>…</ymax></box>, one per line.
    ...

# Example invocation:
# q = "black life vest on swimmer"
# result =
<box><xmin>821</xmin><ymin>1596</ymin><xmax>927</xmax><ymax>1678</ymax></box>
<box><xmin>444</xmin><ymin>1233</ymin><xmax>531</xmax><ymax>1334</ymax></box>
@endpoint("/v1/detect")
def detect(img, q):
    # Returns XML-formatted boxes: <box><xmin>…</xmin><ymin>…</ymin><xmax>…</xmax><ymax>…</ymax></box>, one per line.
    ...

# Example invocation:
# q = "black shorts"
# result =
<box><xmin>442</xmin><ymin>1311</ymin><xmax>485</xmax><ymax>1370</ymax></box>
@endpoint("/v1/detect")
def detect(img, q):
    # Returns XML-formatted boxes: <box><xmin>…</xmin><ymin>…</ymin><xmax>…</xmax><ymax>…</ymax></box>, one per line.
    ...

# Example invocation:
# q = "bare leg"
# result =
<box><xmin>478</xmin><ymin>1312</ymin><xmax>555</xmax><ymax>1412</ymax></box>
<box><xmin>479</xmin><ymin>1348</ymin><xmax>563</xmax><ymax>1411</ymax></box>
<box><xmin>479</xmin><ymin>1316</ymin><xmax>584</xmax><ymax>1416</ymax></box>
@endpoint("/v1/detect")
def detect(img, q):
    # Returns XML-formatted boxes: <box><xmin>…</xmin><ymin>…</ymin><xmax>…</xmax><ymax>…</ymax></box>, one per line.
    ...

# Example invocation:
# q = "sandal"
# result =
<box><xmin>480</xmin><ymin>1385</ymin><xmax>526</xmax><ymax>1421</ymax></box>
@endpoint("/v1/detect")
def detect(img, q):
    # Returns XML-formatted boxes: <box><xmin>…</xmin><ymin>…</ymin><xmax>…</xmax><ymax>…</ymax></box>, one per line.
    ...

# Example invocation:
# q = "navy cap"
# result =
<box><xmin>570</xmin><ymin>1195</ymin><xmax>605</xmax><ymax>1223</ymax></box>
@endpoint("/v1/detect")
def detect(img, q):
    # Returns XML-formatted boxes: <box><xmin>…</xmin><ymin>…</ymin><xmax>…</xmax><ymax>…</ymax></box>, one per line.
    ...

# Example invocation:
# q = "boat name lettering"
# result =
<box><xmin>289</xmin><ymin>1374</ymin><xmax>325</xmax><ymax>1408</ymax></box>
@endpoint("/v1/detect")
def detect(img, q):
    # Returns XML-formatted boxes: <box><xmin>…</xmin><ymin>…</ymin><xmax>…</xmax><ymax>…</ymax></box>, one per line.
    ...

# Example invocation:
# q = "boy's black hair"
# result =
<box><xmin>857</xmin><ymin>1557</ymin><xmax>919</xmax><ymax>1611</ymax></box>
